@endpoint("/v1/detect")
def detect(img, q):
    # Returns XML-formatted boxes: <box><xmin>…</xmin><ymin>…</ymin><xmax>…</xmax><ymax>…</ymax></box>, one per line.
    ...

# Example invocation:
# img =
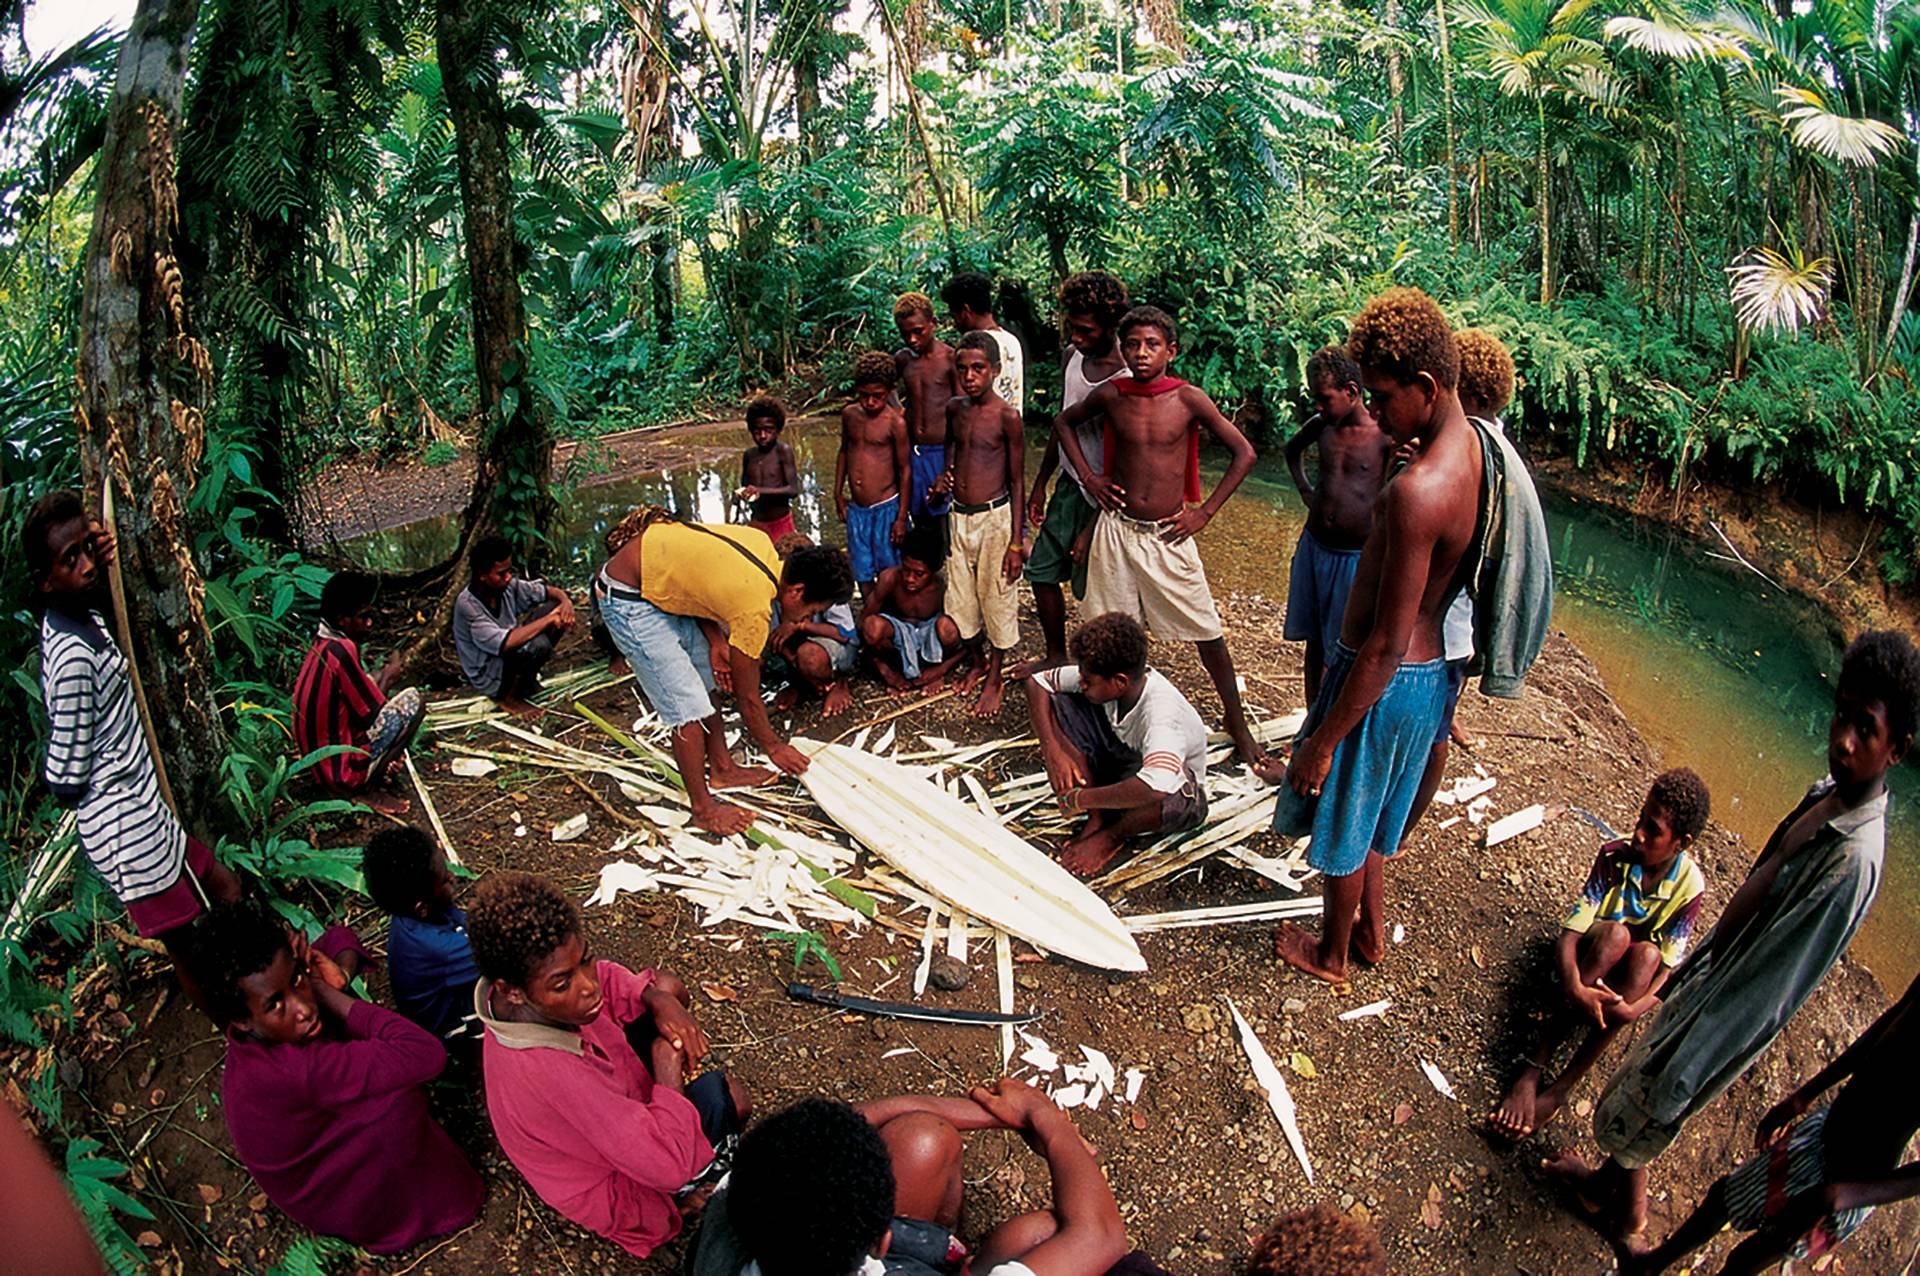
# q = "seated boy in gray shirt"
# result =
<box><xmin>452</xmin><ymin>534</ymin><xmax>575</xmax><ymax>718</ymax></box>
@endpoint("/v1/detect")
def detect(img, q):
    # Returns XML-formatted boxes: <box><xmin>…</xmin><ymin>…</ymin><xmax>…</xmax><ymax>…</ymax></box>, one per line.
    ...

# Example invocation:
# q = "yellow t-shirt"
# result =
<box><xmin>639</xmin><ymin>523</ymin><xmax>780</xmax><ymax>658</ymax></box>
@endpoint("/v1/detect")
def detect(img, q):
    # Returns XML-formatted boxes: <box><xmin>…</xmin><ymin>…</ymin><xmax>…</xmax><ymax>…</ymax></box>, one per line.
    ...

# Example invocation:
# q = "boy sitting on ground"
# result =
<box><xmin>1489</xmin><ymin>768</ymin><xmax>1710</xmax><ymax>1139</ymax></box>
<box><xmin>193</xmin><ymin>900</ymin><xmax>483</xmax><ymax>1254</ymax></box>
<box><xmin>1025</xmin><ymin>612</ymin><xmax>1209</xmax><ymax>878</ymax></box>
<box><xmin>452</xmin><ymin>534</ymin><xmax>577</xmax><ymax>717</ymax></box>
<box><xmin>1026</xmin><ymin>270</ymin><xmax>1131</xmax><ymax>665</ymax></box>
<box><xmin>766</xmin><ymin>531</ymin><xmax>859</xmax><ymax>718</ymax></box>
<box><xmin>1282</xmin><ymin>346</ymin><xmax>1392</xmax><ymax>706</ymax></box>
<box><xmin>1545</xmin><ymin>631</ymin><xmax>1920</xmax><ymax>1246</ymax></box>
<box><xmin>937</xmin><ymin>331</ymin><xmax>1026</xmax><ymax>717</ymax></box>
<box><xmin>861</xmin><ymin>524</ymin><xmax>965</xmax><ymax>694</ymax></box>
<box><xmin>1624</xmin><ymin>970</ymin><xmax>1920</xmax><ymax>1275</ymax></box>
<box><xmin>1052</xmin><ymin>306</ymin><xmax>1270</xmax><ymax>777</ymax></box>
<box><xmin>362</xmin><ymin>826</ymin><xmax>480</xmax><ymax>1048</ymax></box>
<box><xmin>894</xmin><ymin>291</ymin><xmax>960</xmax><ymax>529</ymax></box>
<box><xmin>736</xmin><ymin>395</ymin><xmax>800</xmax><ymax>542</ymax></box>
<box><xmin>837</xmin><ymin>350</ymin><xmax>911</xmax><ymax>595</ymax></box>
<box><xmin>293</xmin><ymin>570</ymin><xmax>425</xmax><ymax>815</ymax></box>
<box><xmin>688</xmin><ymin>1080</ymin><xmax>1134</xmax><ymax>1276</ymax></box>
<box><xmin>29</xmin><ymin>489</ymin><xmax>243</xmax><ymax>1009</ymax></box>
<box><xmin>469</xmin><ymin>872</ymin><xmax>748</xmax><ymax>1259</ymax></box>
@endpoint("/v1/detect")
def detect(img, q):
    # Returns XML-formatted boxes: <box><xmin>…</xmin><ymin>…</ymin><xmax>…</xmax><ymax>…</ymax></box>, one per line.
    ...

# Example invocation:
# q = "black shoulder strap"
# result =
<box><xmin>679</xmin><ymin>518</ymin><xmax>780</xmax><ymax>588</ymax></box>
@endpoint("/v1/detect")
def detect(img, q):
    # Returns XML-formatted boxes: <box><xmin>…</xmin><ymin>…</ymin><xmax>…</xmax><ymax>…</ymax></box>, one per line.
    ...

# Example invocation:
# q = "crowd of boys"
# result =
<box><xmin>22</xmin><ymin>270</ymin><xmax>1920</xmax><ymax>1274</ymax></box>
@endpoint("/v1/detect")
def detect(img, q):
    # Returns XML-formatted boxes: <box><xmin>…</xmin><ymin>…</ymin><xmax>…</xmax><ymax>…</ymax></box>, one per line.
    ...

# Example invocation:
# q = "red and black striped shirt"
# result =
<box><xmin>292</xmin><ymin>627</ymin><xmax>385</xmax><ymax>793</ymax></box>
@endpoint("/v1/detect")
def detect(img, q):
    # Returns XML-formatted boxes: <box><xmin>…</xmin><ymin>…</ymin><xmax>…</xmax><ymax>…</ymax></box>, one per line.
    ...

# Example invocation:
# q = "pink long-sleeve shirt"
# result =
<box><xmin>476</xmin><ymin>960</ymin><xmax>712</xmax><ymax>1257</ymax></box>
<box><xmin>222</xmin><ymin>991</ymin><xmax>483</xmax><ymax>1253</ymax></box>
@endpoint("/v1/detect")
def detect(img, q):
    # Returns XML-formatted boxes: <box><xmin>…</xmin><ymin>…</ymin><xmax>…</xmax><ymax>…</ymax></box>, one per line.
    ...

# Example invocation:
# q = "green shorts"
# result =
<box><xmin>1023</xmin><ymin>480</ymin><xmax>1099</xmax><ymax>596</ymax></box>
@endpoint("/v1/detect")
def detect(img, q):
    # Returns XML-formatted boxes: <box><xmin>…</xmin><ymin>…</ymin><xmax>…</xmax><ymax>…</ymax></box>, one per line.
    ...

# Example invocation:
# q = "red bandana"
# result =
<box><xmin>1103</xmin><ymin>377</ymin><xmax>1202</xmax><ymax>502</ymax></box>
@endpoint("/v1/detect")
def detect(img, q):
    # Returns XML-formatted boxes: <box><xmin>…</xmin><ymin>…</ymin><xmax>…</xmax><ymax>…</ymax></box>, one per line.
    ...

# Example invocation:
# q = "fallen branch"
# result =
<box><xmin>570</xmin><ymin>775</ymin><xmax>642</xmax><ymax>828</ymax></box>
<box><xmin>405</xmin><ymin>752</ymin><xmax>462</xmax><ymax>868</ymax></box>
<box><xmin>827</xmin><ymin>688</ymin><xmax>961</xmax><ymax>747</ymax></box>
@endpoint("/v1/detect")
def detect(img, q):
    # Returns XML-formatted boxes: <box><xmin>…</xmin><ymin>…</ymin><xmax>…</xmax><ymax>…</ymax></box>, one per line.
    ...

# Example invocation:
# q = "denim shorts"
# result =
<box><xmin>599</xmin><ymin>590</ymin><xmax>716</xmax><ymax>727</ymax></box>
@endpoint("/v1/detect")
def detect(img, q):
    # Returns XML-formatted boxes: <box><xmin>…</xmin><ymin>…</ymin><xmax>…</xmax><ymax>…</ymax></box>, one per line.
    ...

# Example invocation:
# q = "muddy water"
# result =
<box><xmin>343</xmin><ymin>418</ymin><xmax>1917</xmax><ymax>989</ymax></box>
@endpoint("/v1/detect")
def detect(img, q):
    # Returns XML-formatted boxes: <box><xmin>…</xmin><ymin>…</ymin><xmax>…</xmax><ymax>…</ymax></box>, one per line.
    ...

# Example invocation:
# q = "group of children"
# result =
<box><xmin>25</xmin><ymin>264</ymin><xmax>1920</xmax><ymax>1272</ymax></box>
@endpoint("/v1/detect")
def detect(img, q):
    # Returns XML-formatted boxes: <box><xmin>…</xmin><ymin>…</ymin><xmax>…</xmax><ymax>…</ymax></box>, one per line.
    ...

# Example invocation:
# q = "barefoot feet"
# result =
<box><xmin>1059</xmin><ymin>827</ymin><xmax>1125</xmax><ymax>878</ymax></box>
<box><xmin>499</xmin><ymin>696</ymin><xmax>542</xmax><ymax>720</ymax></box>
<box><xmin>1273</xmin><ymin>922</ymin><xmax>1348</xmax><ymax>984</ymax></box>
<box><xmin>1252</xmin><ymin>755</ymin><xmax>1289</xmax><ymax>785</ymax></box>
<box><xmin>972</xmin><ymin>673</ymin><xmax>1006</xmax><ymax>718</ymax></box>
<box><xmin>358</xmin><ymin>790</ymin><xmax>412</xmax><ymax>816</ymax></box>
<box><xmin>822</xmin><ymin>681</ymin><xmax>854</xmax><ymax>717</ymax></box>
<box><xmin>691</xmin><ymin>799</ymin><xmax>756</xmax><ymax>836</ymax></box>
<box><xmin>1489</xmin><ymin>1067</ymin><xmax>1542</xmax><ymax>1138</ymax></box>
<box><xmin>711</xmin><ymin>762</ymin><xmax>779</xmax><ymax>791</ymax></box>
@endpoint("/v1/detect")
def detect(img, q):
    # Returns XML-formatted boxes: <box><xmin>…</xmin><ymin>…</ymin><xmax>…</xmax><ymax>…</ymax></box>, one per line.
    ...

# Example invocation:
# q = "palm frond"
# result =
<box><xmin>1726</xmin><ymin>245</ymin><xmax>1834</xmax><ymax>334</ymax></box>
<box><xmin>1774</xmin><ymin>85</ymin><xmax>1902</xmax><ymax>165</ymax></box>
<box><xmin>1602</xmin><ymin>15</ymin><xmax>1748</xmax><ymax>61</ymax></box>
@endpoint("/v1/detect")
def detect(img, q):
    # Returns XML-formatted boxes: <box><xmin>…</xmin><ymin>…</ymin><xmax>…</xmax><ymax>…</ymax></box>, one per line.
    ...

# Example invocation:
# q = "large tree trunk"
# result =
<box><xmin>404</xmin><ymin>0</ymin><xmax>555</xmax><ymax>662</ymax></box>
<box><xmin>1537</xmin><ymin>97</ymin><xmax>1552</xmax><ymax>305</ymax></box>
<box><xmin>1384</xmin><ymin>0</ymin><xmax>1405</xmax><ymax>147</ymax></box>
<box><xmin>73</xmin><ymin>0</ymin><xmax>226</xmax><ymax>828</ymax></box>
<box><xmin>1434</xmin><ymin>0</ymin><xmax>1459</xmax><ymax>242</ymax></box>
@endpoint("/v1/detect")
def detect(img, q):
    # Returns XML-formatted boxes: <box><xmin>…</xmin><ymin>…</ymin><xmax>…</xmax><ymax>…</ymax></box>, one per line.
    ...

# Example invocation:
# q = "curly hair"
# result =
<box><xmin>852</xmin><ymin>349</ymin><xmax>898</xmax><ymax>390</ymax></box>
<box><xmin>892</xmin><ymin>291</ymin><xmax>935</xmax><ymax>323</ymax></box>
<box><xmin>1305</xmin><ymin>345</ymin><xmax>1363</xmax><ymax>396</ymax></box>
<box><xmin>468</xmin><ymin>533</ymin><xmax>514</xmax><ymax>579</ymax></box>
<box><xmin>1647</xmin><ymin>767</ymin><xmax>1711</xmax><ymax>843</ymax></box>
<box><xmin>729</xmin><ymin>1098</ymin><xmax>896</xmax><ymax>1276</ymax></box>
<box><xmin>1116</xmin><ymin>304</ymin><xmax>1178</xmax><ymax>347</ymax></box>
<box><xmin>1839</xmin><ymin>629</ymin><xmax>1920</xmax><ymax>744</ymax></box>
<box><xmin>746</xmin><ymin>395</ymin><xmax>786</xmax><ymax>431</ymax></box>
<box><xmin>1058</xmin><ymin>270</ymin><xmax>1131</xmax><ymax>331</ymax></box>
<box><xmin>319</xmin><ymin>570</ymin><xmax>377</xmax><ymax>626</ymax></box>
<box><xmin>940</xmin><ymin>271</ymin><xmax>994</xmax><ymax>316</ymax></box>
<box><xmin>899</xmin><ymin>524</ymin><xmax>946</xmax><ymax>571</ymax></box>
<box><xmin>1247</xmin><ymin>1205</ymin><xmax>1387</xmax><ymax>1276</ymax></box>
<box><xmin>189</xmin><ymin>900</ymin><xmax>293</xmax><ymax>1026</ymax></box>
<box><xmin>783</xmin><ymin>544</ymin><xmax>855</xmax><ymax>605</ymax></box>
<box><xmin>22</xmin><ymin>488</ymin><xmax>86</xmax><ymax>584</ymax></box>
<box><xmin>466</xmin><ymin>872</ymin><xmax>581</xmax><ymax>988</ymax></box>
<box><xmin>1455</xmin><ymin>328</ymin><xmax>1516</xmax><ymax>417</ymax></box>
<box><xmin>362</xmin><ymin>826</ymin><xmax>437</xmax><ymax>917</ymax></box>
<box><xmin>1347</xmin><ymin>288</ymin><xmax>1459</xmax><ymax>390</ymax></box>
<box><xmin>772</xmin><ymin>531</ymin><xmax>814</xmax><ymax>560</ymax></box>
<box><xmin>1071</xmin><ymin>612</ymin><xmax>1150</xmax><ymax>679</ymax></box>
<box><xmin>955</xmin><ymin>330</ymin><xmax>1001</xmax><ymax>368</ymax></box>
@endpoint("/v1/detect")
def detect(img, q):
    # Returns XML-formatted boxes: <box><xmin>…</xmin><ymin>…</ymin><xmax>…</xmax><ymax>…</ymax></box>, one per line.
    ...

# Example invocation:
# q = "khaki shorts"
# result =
<box><xmin>1083</xmin><ymin>511</ymin><xmax>1223</xmax><ymax>642</ymax></box>
<box><xmin>946</xmin><ymin>502</ymin><xmax>1020</xmax><ymax>650</ymax></box>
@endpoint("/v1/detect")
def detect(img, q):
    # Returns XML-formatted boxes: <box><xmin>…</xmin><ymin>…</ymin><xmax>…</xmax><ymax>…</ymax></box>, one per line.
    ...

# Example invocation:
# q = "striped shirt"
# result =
<box><xmin>39</xmin><ymin>608</ymin><xmax>187</xmax><ymax>903</ymax></box>
<box><xmin>1033</xmin><ymin>665</ymin><xmax>1208</xmax><ymax>797</ymax></box>
<box><xmin>293</xmin><ymin>623</ymin><xmax>386</xmax><ymax>793</ymax></box>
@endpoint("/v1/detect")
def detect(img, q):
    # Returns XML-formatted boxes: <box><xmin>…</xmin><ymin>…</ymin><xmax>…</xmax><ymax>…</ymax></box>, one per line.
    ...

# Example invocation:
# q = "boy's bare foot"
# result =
<box><xmin>711</xmin><ymin>762</ymin><xmax>779</xmax><ymax>791</ymax></box>
<box><xmin>358</xmin><ymin>790</ymin><xmax>412</xmax><ymax>816</ymax></box>
<box><xmin>875</xmin><ymin>662</ymin><xmax>911</xmax><ymax>693</ymax></box>
<box><xmin>610</xmin><ymin>655</ymin><xmax>631</xmax><ymax>677</ymax></box>
<box><xmin>1349</xmin><ymin>931</ymin><xmax>1385</xmax><ymax>967</ymax></box>
<box><xmin>773</xmin><ymin>684</ymin><xmax>803</xmax><ymax>712</ymax></box>
<box><xmin>1541</xmin><ymin>1151</ymin><xmax>1611</xmax><ymax>1223</ymax></box>
<box><xmin>691</xmin><ymin>799</ymin><xmax>756</xmax><ymax>836</ymax></box>
<box><xmin>1059</xmin><ymin>827</ymin><xmax>1126</xmax><ymax>877</ymax></box>
<box><xmin>1527</xmin><ymin>1080</ymin><xmax>1571</xmax><ymax>1133</ymax></box>
<box><xmin>1273</xmin><ymin>923</ymin><xmax>1348</xmax><ymax>984</ymax></box>
<box><xmin>1253</xmin><ymin>755</ymin><xmax>1290</xmax><ymax>785</ymax></box>
<box><xmin>1489</xmin><ymin>1067</ymin><xmax>1543</xmax><ymax>1137</ymax></box>
<box><xmin>822</xmin><ymin>682</ymin><xmax>854</xmax><ymax>717</ymax></box>
<box><xmin>972</xmin><ymin>675</ymin><xmax>1006</xmax><ymax>718</ymax></box>
<box><xmin>957</xmin><ymin>664</ymin><xmax>985</xmax><ymax>696</ymax></box>
<box><xmin>500</xmin><ymin>697</ymin><xmax>542</xmax><ymax>719</ymax></box>
<box><xmin>1450</xmin><ymin>722</ymin><xmax>1475</xmax><ymax>749</ymax></box>
<box><xmin>915</xmin><ymin>672</ymin><xmax>946</xmax><ymax>694</ymax></box>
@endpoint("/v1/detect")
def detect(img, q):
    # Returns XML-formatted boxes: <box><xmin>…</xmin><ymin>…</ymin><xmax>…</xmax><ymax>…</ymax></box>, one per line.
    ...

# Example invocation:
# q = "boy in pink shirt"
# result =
<box><xmin>468</xmin><ymin>872</ymin><xmax>749</xmax><ymax>1258</ymax></box>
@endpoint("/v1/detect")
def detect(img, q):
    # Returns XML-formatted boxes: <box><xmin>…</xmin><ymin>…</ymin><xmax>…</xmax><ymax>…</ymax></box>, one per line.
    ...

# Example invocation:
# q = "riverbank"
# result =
<box><xmin>17</xmin><ymin>582</ymin><xmax>1913</xmax><ymax>1272</ymax></box>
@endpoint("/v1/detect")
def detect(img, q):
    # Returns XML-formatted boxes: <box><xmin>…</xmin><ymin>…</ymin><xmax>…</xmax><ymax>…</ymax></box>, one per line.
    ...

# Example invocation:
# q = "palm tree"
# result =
<box><xmin>1458</xmin><ymin>0</ymin><xmax>1612</xmax><ymax>304</ymax></box>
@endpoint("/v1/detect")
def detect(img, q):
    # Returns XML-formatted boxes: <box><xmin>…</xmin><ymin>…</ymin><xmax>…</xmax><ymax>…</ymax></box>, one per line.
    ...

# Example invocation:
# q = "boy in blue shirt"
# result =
<box><xmin>363</xmin><ymin>827</ymin><xmax>480</xmax><ymax>1046</ymax></box>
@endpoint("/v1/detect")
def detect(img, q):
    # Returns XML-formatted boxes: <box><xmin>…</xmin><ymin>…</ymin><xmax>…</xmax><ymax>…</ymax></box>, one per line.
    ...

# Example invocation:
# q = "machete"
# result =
<box><xmin>787</xmin><ymin>983</ymin><xmax>1039</xmax><ymax>1027</ymax></box>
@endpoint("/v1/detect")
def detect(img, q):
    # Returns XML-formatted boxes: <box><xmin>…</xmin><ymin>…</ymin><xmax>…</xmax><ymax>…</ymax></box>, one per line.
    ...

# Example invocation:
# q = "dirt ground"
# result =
<box><xmin>13</xmin><ymin>567</ymin><xmax>1915</xmax><ymax>1274</ymax></box>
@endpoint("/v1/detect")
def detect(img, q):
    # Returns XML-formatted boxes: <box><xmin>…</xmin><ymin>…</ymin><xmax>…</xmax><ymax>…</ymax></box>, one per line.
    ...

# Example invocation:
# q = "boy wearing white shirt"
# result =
<box><xmin>1025</xmin><ymin>612</ymin><xmax>1210</xmax><ymax>877</ymax></box>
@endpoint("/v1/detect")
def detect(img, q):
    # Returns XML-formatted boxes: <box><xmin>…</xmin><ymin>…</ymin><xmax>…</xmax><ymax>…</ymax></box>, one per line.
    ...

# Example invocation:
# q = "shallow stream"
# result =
<box><xmin>340</xmin><ymin>417</ymin><xmax>1919</xmax><ymax>990</ymax></box>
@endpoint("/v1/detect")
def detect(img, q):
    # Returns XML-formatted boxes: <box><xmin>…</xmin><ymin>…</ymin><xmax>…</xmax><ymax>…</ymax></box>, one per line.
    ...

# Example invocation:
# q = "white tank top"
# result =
<box><xmin>1061</xmin><ymin>347</ymin><xmax>1126</xmax><ymax>492</ymax></box>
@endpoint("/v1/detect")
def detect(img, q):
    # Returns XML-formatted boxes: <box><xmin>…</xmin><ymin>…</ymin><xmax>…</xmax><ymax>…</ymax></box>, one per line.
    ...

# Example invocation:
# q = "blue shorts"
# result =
<box><xmin>1283</xmin><ymin>529</ymin><xmax>1362</xmax><ymax>657</ymax></box>
<box><xmin>1434</xmin><ymin>657</ymin><xmax>1470</xmax><ymax>747</ymax></box>
<box><xmin>910</xmin><ymin>446</ymin><xmax>950</xmax><ymax>523</ymax></box>
<box><xmin>847</xmin><ymin>495</ymin><xmax>902</xmax><ymax>581</ymax></box>
<box><xmin>1273</xmin><ymin>642</ymin><xmax>1448</xmax><ymax>877</ymax></box>
<box><xmin>599</xmin><ymin>590</ymin><xmax>717</xmax><ymax>728</ymax></box>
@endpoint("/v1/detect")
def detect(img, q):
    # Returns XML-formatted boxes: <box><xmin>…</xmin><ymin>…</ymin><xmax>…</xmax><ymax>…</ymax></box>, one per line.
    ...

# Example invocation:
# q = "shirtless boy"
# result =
<box><xmin>936</xmin><ymin>331</ymin><xmax>1025</xmax><ymax>717</ymax></box>
<box><xmin>1282</xmin><ymin>346</ymin><xmax>1392</xmax><ymax>704</ymax></box>
<box><xmin>1489</xmin><ymin>769</ymin><xmax>1710</xmax><ymax>1141</ymax></box>
<box><xmin>1271</xmin><ymin>289</ymin><xmax>1484</xmax><ymax>984</ymax></box>
<box><xmin>1052</xmin><ymin>304</ymin><xmax>1268</xmax><ymax>774</ymax></box>
<box><xmin>736</xmin><ymin>395</ymin><xmax>799</xmax><ymax>542</ymax></box>
<box><xmin>894</xmin><ymin>292</ymin><xmax>960</xmax><ymax>528</ymax></box>
<box><xmin>860</xmin><ymin>525</ymin><xmax>964</xmax><ymax>694</ymax></box>
<box><xmin>836</xmin><ymin>350</ymin><xmax>910</xmax><ymax>594</ymax></box>
<box><xmin>1027</xmin><ymin>270</ymin><xmax>1130</xmax><ymax>665</ymax></box>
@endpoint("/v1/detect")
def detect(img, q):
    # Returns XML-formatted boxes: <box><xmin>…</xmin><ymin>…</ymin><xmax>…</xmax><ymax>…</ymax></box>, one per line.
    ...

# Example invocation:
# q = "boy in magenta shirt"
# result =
<box><xmin>468</xmin><ymin>872</ymin><xmax>748</xmax><ymax>1258</ymax></box>
<box><xmin>193</xmin><ymin>900</ymin><xmax>482</xmax><ymax>1253</ymax></box>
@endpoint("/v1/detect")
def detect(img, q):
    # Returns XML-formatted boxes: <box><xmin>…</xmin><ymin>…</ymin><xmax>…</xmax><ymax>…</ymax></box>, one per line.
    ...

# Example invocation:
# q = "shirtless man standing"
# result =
<box><xmin>1272</xmin><ymin>289</ymin><xmax>1484</xmax><ymax>984</ymax></box>
<box><xmin>836</xmin><ymin>350</ymin><xmax>911</xmax><ymax>596</ymax></box>
<box><xmin>894</xmin><ymin>292</ymin><xmax>960</xmax><ymax>529</ymax></box>
<box><xmin>1282</xmin><ymin>346</ymin><xmax>1393</xmax><ymax>705</ymax></box>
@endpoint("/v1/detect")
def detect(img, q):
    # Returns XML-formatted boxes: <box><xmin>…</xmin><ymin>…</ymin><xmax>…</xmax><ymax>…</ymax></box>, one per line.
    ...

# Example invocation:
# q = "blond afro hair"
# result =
<box><xmin>1455</xmin><ymin>328</ymin><xmax>1515</xmax><ymax>417</ymax></box>
<box><xmin>1347</xmin><ymin>287</ymin><xmax>1459</xmax><ymax>390</ymax></box>
<box><xmin>853</xmin><ymin>349</ymin><xmax>898</xmax><ymax>389</ymax></box>
<box><xmin>1248</xmin><ymin>1204</ymin><xmax>1387</xmax><ymax>1276</ymax></box>
<box><xmin>892</xmin><ymin>291</ymin><xmax>935</xmax><ymax>323</ymax></box>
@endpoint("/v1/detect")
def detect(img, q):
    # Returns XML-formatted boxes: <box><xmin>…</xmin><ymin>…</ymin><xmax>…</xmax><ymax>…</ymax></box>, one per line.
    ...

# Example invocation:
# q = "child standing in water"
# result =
<box><xmin>836</xmin><ymin>350</ymin><xmax>910</xmax><ymax>595</ymax></box>
<box><xmin>736</xmin><ymin>395</ymin><xmax>799</xmax><ymax>542</ymax></box>
<box><xmin>938</xmin><ymin>332</ymin><xmax>1026</xmax><ymax>718</ymax></box>
<box><xmin>1282</xmin><ymin>346</ymin><xmax>1392</xmax><ymax>705</ymax></box>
